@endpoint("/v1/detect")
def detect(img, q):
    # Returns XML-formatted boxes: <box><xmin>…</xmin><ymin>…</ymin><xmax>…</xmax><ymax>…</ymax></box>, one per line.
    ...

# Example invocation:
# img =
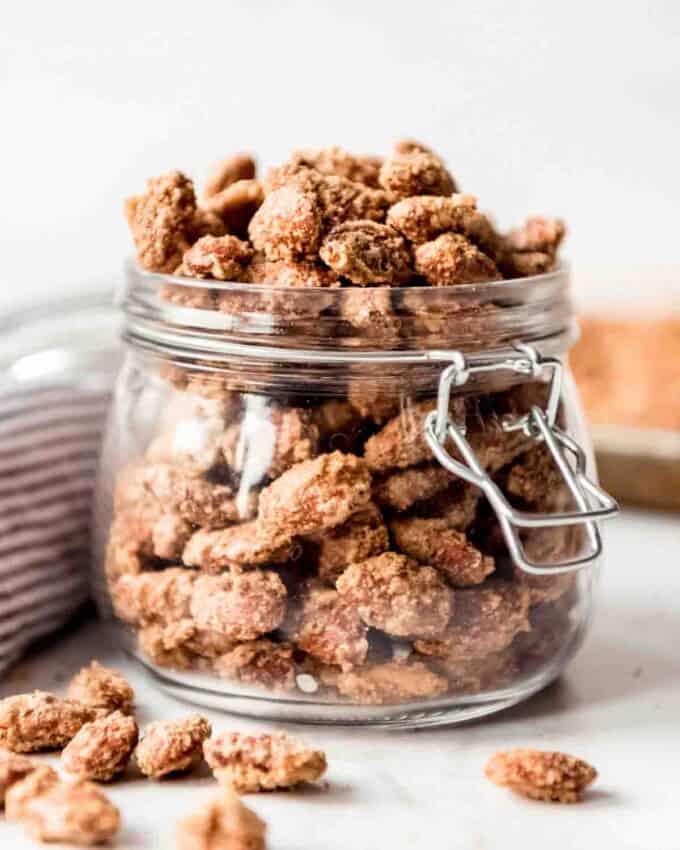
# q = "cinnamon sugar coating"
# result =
<box><xmin>485</xmin><ymin>748</ymin><xmax>597</xmax><ymax>803</ymax></box>
<box><xmin>506</xmin><ymin>216</ymin><xmax>566</xmax><ymax>254</ymax></box>
<box><xmin>152</xmin><ymin>512</ymin><xmax>194</xmax><ymax>560</ymax></box>
<box><xmin>415</xmin><ymin>581</ymin><xmax>530</xmax><ymax>661</ymax></box>
<box><xmin>373</xmin><ymin>464</ymin><xmax>453</xmax><ymax>511</ymax></box>
<box><xmin>258</xmin><ymin>451</ymin><xmax>372</xmax><ymax>539</ymax></box>
<box><xmin>0</xmin><ymin>692</ymin><xmax>99</xmax><ymax>753</ymax></box>
<box><xmin>183</xmin><ymin>522</ymin><xmax>295</xmax><ymax>572</ymax></box>
<box><xmin>111</xmin><ymin>567</ymin><xmax>197</xmax><ymax>626</ymax></box>
<box><xmin>204</xmin><ymin>731</ymin><xmax>326</xmax><ymax>792</ymax></box>
<box><xmin>288</xmin><ymin>580</ymin><xmax>368</xmax><ymax>670</ymax></box>
<box><xmin>127</xmin><ymin>170</ymin><xmax>197</xmax><ymax>272</ymax></box>
<box><xmin>379</xmin><ymin>150</ymin><xmax>456</xmax><ymax>200</ymax></box>
<box><xmin>204</xmin><ymin>153</ymin><xmax>257</xmax><ymax>199</ymax></box>
<box><xmin>214</xmin><ymin>640</ymin><xmax>296</xmax><ymax>692</ymax></box>
<box><xmin>4</xmin><ymin>766</ymin><xmax>59</xmax><ymax>819</ymax></box>
<box><xmin>190</xmin><ymin>571</ymin><xmax>287</xmax><ymax>641</ymax></box>
<box><xmin>363</xmin><ymin>397</ymin><xmax>466</xmax><ymax>472</ymax></box>
<box><xmin>7</xmin><ymin>776</ymin><xmax>120</xmax><ymax>845</ymax></box>
<box><xmin>506</xmin><ymin>445</ymin><xmax>568</xmax><ymax>509</ymax></box>
<box><xmin>248</xmin><ymin>185</ymin><xmax>323</xmax><ymax>261</ymax></box>
<box><xmin>247</xmin><ymin>256</ymin><xmax>340</xmax><ymax>288</ymax></box>
<box><xmin>414</xmin><ymin>233</ymin><xmax>502</xmax><ymax>286</ymax></box>
<box><xmin>177</xmin><ymin>787</ymin><xmax>267</xmax><ymax>850</ymax></box>
<box><xmin>421</xmin><ymin>481</ymin><xmax>481</xmax><ymax>531</ymax></box>
<box><xmin>276</xmin><ymin>145</ymin><xmax>383</xmax><ymax>187</ymax></box>
<box><xmin>0</xmin><ymin>751</ymin><xmax>39</xmax><ymax>807</ymax></box>
<box><xmin>177</xmin><ymin>234</ymin><xmax>253</xmax><ymax>280</ymax></box>
<box><xmin>313</xmin><ymin>503</ymin><xmax>389</xmax><ymax>585</ymax></box>
<box><xmin>67</xmin><ymin>660</ymin><xmax>135</xmax><ymax>715</ymax></box>
<box><xmin>319</xmin><ymin>221</ymin><xmax>413</xmax><ymax>285</ymax></box>
<box><xmin>135</xmin><ymin>715</ymin><xmax>211</xmax><ymax>778</ymax></box>
<box><xmin>336</xmin><ymin>552</ymin><xmax>452</xmax><ymax>639</ymax></box>
<box><xmin>335</xmin><ymin>660</ymin><xmax>447</xmax><ymax>704</ymax></box>
<box><xmin>137</xmin><ymin>623</ymin><xmax>197</xmax><ymax>670</ymax></box>
<box><xmin>390</xmin><ymin>517</ymin><xmax>495</xmax><ymax>586</ymax></box>
<box><xmin>387</xmin><ymin>194</ymin><xmax>498</xmax><ymax>256</ymax></box>
<box><xmin>61</xmin><ymin>711</ymin><xmax>139</xmax><ymax>782</ymax></box>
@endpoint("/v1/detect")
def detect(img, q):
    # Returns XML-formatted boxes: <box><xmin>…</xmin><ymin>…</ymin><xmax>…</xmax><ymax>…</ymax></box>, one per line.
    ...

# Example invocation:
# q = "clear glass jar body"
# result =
<box><xmin>94</xmin><ymin>265</ymin><xmax>602</xmax><ymax>727</ymax></box>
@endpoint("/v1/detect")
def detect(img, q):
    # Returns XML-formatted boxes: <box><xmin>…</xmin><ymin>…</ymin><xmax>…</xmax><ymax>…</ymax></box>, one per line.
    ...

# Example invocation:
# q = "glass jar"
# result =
<box><xmin>93</xmin><ymin>263</ymin><xmax>617</xmax><ymax>727</ymax></box>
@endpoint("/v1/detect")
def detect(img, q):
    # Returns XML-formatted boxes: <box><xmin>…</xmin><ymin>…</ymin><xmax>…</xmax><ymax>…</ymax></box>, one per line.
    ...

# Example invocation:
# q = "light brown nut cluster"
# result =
<box><xmin>373</xmin><ymin>464</ymin><xmax>453</xmax><ymax>511</ymax></box>
<box><xmin>8</xmin><ymin>773</ymin><xmax>120</xmax><ymax>845</ymax></box>
<box><xmin>61</xmin><ymin>711</ymin><xmax>139</xmax><ymax>782</ymax></box>
<box><xmin>288</xmin><ymin>581</ymin><xmax>368</xmax><ymax>670</ymax></box>
<box><xmin>111</xmin><ymin>567</ymin><xmax>197</xmax><ymax>626</ymax></box>
<box><xmin>506</xmin><ymin>445</ymin><xmax>568</xmax><ymax>509</ymax></box>
<box><xmin>319</xmin><ymin>221</ymin><xmax>413</xmax><ymax>285</ymax></box>
<box><xmin>258</xmin><ymin>451</ymin><xmax>371</xmax><ymax>539</ymax></box>
<box><xmin>177</xmin><ymin>234</ymin><xmax>254</xmax><ymax>281</ymax></box>
<box><xmin>249</xmin><ymin>185</ymin><xmax>323</xmax><ymax>261</ymax></box>
<box><xmin>137</xmin><ymin>623</ymin><xmax>196</xmax><ymax>670</ymax></box>
<box><xmin>204</xmin><ymin>731</ymin><xmax>326</xmax><ymax>792</ymax></box>
<box><xmin>387</xmin><ymin>194</ymin><xmax>499</xmax><ymax>256</ymax></box>
<box><xmin>336</xmin><ymin>552</ymin><xmax>452</xmax><ymax>639</ymax></box>
<box><xmin>67</xmin><ymin>660</ymin><xmax>135</xmax><ymax>715</ymax></box>
<box><xmin>4</xmin><ymin>765</ymin><xmax>59</xmax><ymax>819</ymax></box>
<box><xmin>190</xmin><ymin>571</ymin><xmax>287</xmax><ymax>641</ymax></box>
<box><xmin>422</xmin><ymin>481</ymin><xmax>481</xmax><ymax>531</ymax></box>
<box><xmin>390</xmin><ymin>517</ymin><xmax>495</xmax><ymax>586</ymax></box>
<box><xmin>501</xmin><ymin>216</ymin><xmax>566</xmax><ymax>278</ymax></box>
<box><xmin>177</xmin><ymin>788</ymin><xmax>267</xmax><ymax>850</ymax></box>
<box><xmin>0</xmin><ymin>751</ymin><xmax>39</xmax><ymax>807</ymax></box>
<box><xmin>275</xmin><ymin>145</ymin><xmax>382</xmax><ymax>188</ymax></box>
<box><xmin>414</xmin><ymin>232</ymin><xmax>501</xmax><ymax>286</ymax></box>
<box><xmin>204</xmin><ymin>153</ymin><xmax>257</xmax><ymax>199</ymax></box>
<box><xmin>313</xmin><ymin>503</ymin><xmax>389</xmax><ymax>584</ymax></box>
<box><xmin>335</xmin><ymin>660</ymin><xmax>447</xmax><ymax>705</ymax></box>
<box><xmin>248</xmin><ymin>256</ymin><xmax>340</xmax><ymax>288</ymax></box>
<box><xmin>221</xmin><ymin>406</ymin><xmax>320</xmax><ymax>481</ymax></box>
<box><xmin>127</xmin><ymin>170</ymin><xmax>197</xmax><ymax>272</ymax></box>
<box><xmin>0</xmin><ymin>692</ymin><xmax>98</xmax><ymax>753</ymax></box>
<box><xmin>214</xmin><ymin>640</ymin><xmax>296</xmax><ymax>692</ymax></box>
<box><xmin>183</xmin><ymin>521</ymin><xmax>294</xmax><ymax>572</ymax></box>
<box><xmin>152</xmin><ymin>512</ymin><xmax>195</xmax><ymax>560</ymax></box>
<box><xmin>485</xmin><ymin>748</ymin><xmax>597</xmax><ymax>803</ymax></box>
<box><xmin>415</xmin><ymin>581</ymin><xmax>530</xmax><ymax>661</ymax></box>
<box><xmin>379</xmin><ymin>150</ymin><xmax>456</xmax><ymax>200</ymax></box>
<box><xmin>135</xmin><ymin>714</ymin><xmax>211</xmax><ymax>778</ymax></box>
<box><xmin>204</xmin><ymin>179</ymin><xmax>265</xmax><ymax>238</ymax></box>
<box><xmin>363</xmin><ymin>397</ymin><xmax>466</xmax><ymax>471</ymax></box>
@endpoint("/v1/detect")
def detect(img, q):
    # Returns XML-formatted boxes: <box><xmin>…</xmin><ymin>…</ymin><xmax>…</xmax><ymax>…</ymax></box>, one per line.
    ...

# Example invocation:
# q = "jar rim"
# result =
<box><xmin>122</xmin><ymin>259</ymin><xmax>576</xmax><ymax>363</ymax></box>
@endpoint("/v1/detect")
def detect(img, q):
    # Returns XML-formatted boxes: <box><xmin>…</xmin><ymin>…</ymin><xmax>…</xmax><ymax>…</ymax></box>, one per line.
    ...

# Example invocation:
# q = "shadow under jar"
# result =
<box><xmin>93</xmin><ymin>263</ymin><xmax>617</xmax><ymax>728</ymax></box>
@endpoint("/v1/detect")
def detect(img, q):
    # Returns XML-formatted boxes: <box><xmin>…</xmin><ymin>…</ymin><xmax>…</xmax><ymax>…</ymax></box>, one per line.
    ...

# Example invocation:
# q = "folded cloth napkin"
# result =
<box><xmin>0</xmin><ymin>292</ymin><xmax>118</xmax><ymax>675</ymax></box>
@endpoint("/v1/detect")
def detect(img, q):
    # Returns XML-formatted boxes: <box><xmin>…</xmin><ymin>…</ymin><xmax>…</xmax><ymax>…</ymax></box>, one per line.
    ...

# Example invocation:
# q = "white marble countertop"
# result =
<box><xmin>2</xmin><ymin>507</ymin><xmax>677</xmax><ymax>849</ymax></box>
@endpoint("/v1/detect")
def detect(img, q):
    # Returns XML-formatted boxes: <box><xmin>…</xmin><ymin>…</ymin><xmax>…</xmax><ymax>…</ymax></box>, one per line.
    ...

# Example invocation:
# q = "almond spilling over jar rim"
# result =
<box><xmin>94</xmin><ymin>141</ymin><xmax>616</xmax><ymax>727</ymax></box>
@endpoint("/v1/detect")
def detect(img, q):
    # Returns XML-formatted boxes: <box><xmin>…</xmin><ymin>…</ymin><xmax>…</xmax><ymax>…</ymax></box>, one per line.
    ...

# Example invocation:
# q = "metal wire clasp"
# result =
<box><xmin>424</xmin><ymin>344</ymin><xmax>619</xmax><ymax>576</ymax></box>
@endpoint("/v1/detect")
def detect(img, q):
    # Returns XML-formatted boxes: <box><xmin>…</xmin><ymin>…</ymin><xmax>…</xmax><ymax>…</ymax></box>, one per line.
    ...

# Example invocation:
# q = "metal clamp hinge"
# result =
<box><xmin>424</xmin><ymin>344</ymin><xmax>619</xmax><ymax>576</ymax></box>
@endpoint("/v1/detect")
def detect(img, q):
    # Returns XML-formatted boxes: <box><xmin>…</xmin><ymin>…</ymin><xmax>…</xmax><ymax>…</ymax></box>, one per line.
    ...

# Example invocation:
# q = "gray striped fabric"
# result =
<box><xmin>0</xmin><ymin>382</ymin><xmax>111</xmax><ymax>673</ymax></box>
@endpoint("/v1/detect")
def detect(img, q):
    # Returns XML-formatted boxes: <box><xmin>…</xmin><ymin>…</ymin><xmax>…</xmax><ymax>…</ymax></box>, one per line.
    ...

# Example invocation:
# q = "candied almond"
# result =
<box><xmin>137</xmin><ymin>623</ymin><xmax>197</xmax><ymax>670</ymax></box>
<box><xmin>373</xmin><ymin>464</ymin><xmax>453</xmax><ymax>512</ymax></box>
<box><xmin>258</xmin><ymin>451</ymin><xmax>372</xmax><ymax>539</ymax></box>
<box><xmin>379</xmin><ymin>150</ymin><xmax>456</xmax><ymax>200</ymax></box>
<box><xmin>248</xmin><ymin>185</ymin><xmax>322</xmax><ymax>261</ymax></box>
<box><xmin>313</xmin><ymin>503</ymin><xmax>389</xmax><ymax>585</ymax></box>
<box><xmin>177</xmin><ymin>234</ymin><xmax>253</xmax><ymax>281</ymax></box>
<box><xmin>415</xmin><ymin>581</ymin><xmax>530</xmax><ymax>662</ymax></box>
<box><xmin>152</xmin><ymin>512</ymin><xmax>194</xmax><ymax>560</ymax></box>
<box><xmin>9</xmin><ymin>777</ymin><xmax>120</xmax><ymax>844</ymax></box>
<box><xmin>485</xmin><ymin>748</ymin><xmax>597</xmax><ymax>803</ymax></box>
<box><xmin>0</xmin><ymin>691</ymin><xmax>98</xmax><ymax>753</ymax></box>
<box><xmin>319</xmin><ymin>220</ymin><xmax>413</xmax><ymax>285</ymax></box>
<box><xmin>190</xmin><ymin>571</ymin><xmax>287</xmax><ymax>641</ymax></box>
<box><xmin>414</xmin><ymin>233</ymin><xmax>502</xmax><ymax>286</ymax></box>
<box><xmin>5</xmin><ymin>765</ymin><xmax>59</xmax><ymax>819</ymax></box>
<box><xmin>135</xmin><ymin>714</ymin><xmax>211</xmax><ymax>778</ymax></box>
<box><xmin>247</xmin><ymin>255</ymin><xmax>341</xmax><ymax>288</ymax></box>
<box><xmin>204</xmin><ymin>179</ymin><xmax>265</xmax><ymax>238</ymax></box>
<box><xmin>177</xmin><ymin>787</ymin><xmax>267</xmax><ymax>850</ymax></box>
<box><xmin>288</xmin><ymin>580</ymin><xmax>369</xmax><ymax>670</ymax></box>
<box><xmin>204</xmin><ymin>731</ymin><xmax>326</xmax><ymax>792</ymax></box>
<box><xmin>282</xmin><ymin>145</ymin><xmax>382</xmax><ymax>187</ymax></box>
<box><xmin>336</xmin><ymin>552</ymin><xmax>452</xmax><ymax>639</ymax></box>
<box><xmin>390</xmin><ymin>517</ymin><xmax>495</xmax><ymax>586</ymax></box>
<box><xmin>204</xmin><ymin>153</ymin><xmax>257</xmax><ymax>198</ymax></box>
<box><xmin>505</xmin><ymin>216</ymin><xmax>566</xmax><ymax>255</ymax></box>
<box><xmin>335</xmin><ymin>660</ymin><xmax>447</xmax><ymax>705</ymax></box>
<box><xmin>111</xmin><ymin>567</ymin><xmax>197</xmax><ymax>626</ymax></box>
<box><xmin>214</xmin><ymin>640</ymin><xmax>296</xmax><ymax>692</ymax></box>
<box><xmin>62</xmin><ymin>711</ymin><xmax>139</xmax><ymax>782</ymax></box>
<box><xmin>183</xmin><ymin>521</ymin><xmax>295</xmax><ymax>572</ymax></box>
<box><xmin>67</xmin><ymin>660</ymin><xmax>135</xmax><ymax>715</ymax></box>
<box><xmin>127</xmin><ymin>170</ymin><xmax>196</xmax><ymax>273</ymax></box>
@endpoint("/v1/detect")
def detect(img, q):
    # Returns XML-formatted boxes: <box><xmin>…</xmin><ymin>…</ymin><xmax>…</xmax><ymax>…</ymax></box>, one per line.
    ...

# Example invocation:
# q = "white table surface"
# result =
<box><xmin>2</xmin><ymin>507</ymin><xmax>678</xmax><ymax>850</ymax></box>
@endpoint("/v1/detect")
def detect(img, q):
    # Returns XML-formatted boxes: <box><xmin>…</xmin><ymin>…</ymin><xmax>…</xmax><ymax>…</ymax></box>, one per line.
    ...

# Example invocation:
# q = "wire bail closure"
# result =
<box><xmin>424</xmin><ymin>344</ymin><xmax>619</xmax><ymax>576</ymax></box>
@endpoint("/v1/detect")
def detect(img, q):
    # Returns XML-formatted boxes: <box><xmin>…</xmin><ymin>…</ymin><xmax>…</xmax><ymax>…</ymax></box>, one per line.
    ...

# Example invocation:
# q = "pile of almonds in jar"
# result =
<box><xmin>110</xmin><ymin>141</ymin><xmax>580</xmax><ymax>706</ymax></box>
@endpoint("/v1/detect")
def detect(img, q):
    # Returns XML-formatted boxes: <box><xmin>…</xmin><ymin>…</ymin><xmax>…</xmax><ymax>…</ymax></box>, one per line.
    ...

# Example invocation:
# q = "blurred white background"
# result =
<box><xmin>1</xmin><ymin>0</ymin><xmax>678</xmax><ymax>311</ymax></box>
